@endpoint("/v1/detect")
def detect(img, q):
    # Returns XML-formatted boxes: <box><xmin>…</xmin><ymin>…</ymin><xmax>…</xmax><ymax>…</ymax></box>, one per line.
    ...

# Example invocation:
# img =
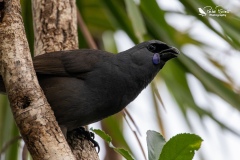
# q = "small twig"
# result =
<box><xmin>151</xmin><ymin>83</ymin><xmax>166</xmax><ymax>137</ymax></box>
<box><xmin>123</xmin><ymin>111</ymin><xmax>147</xmax><ymax>160</ymax></box>
<box><xmin>152</xmin><ymin>81</ymin><xmax>166</xmax><ymax>112</ymax></box>
<box><xmin>22</xmin><ymin>144</ymin><xmax>28</xmax><ymax>160</ymax></box>
<box><xmin>0</xmin><ymin>135</ymin><xmax>22</xmax><ymax>155</ymax></box>
<box><xmin>123</xmin><ymin>109</ymin><xmax>141</xmax><ymax>136</ymax></box>
<box><xmin>76</xmin><ymin>9</ymin><xmax>97</xmax><ymax>49</ymax></box>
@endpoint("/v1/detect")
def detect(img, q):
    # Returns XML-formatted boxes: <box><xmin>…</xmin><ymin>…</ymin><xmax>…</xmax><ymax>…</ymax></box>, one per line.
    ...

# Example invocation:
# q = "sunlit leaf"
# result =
<box><xmin>159</xmin><ymin>133</ymin><xmax>203</xmax><ymax>160</ymax></box>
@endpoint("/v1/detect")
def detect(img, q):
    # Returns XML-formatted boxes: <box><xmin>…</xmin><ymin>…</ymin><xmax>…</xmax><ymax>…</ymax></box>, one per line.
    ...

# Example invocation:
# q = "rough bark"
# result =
<box><xmin>32</xmin><ymin>0</ymin><xmax>99</xmax><ymax>159</ymax></box>
<box><xmin>0</xmin><ymin>0</ymin><xmax>75</xmax><ymax>159</ymax></box>
<box><xmin>67</xmin><ymin>130</ymin><xmax>99</xmax><ymax>160</ymax></box>
<box><xmin>32</xmin><ymin>0</ymin><xmax>78</xmax><ymax>56</ymax></box>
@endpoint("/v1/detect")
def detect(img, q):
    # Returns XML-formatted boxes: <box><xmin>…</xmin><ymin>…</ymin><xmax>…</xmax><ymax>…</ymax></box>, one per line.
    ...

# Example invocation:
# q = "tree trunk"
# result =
<box><xmin>32</xmin><ymin>0</ymin><xmax>78</xmax><ymax>55</ymax></box>
<box><xmin>31</xmin><ymin>0</ymin><xmax>99</xmax><ymax>159</ymax></box>
<box><xmin>0</xmin><ymin>0</ymin><xmax>75</xmax><ymax>159</ymax></box>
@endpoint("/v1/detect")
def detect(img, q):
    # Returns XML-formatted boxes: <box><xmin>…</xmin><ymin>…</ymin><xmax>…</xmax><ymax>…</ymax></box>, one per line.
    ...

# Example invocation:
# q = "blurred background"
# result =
<box><xmin>0</xmin><ymin>0</ymin><xmax>240</xmax><ymax>159</ymax></box>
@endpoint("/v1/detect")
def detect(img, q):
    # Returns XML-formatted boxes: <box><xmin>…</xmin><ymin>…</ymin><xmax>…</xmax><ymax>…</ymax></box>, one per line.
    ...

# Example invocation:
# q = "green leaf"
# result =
<box><xmin>114</xmin><ymin>148</ymin><xmax>134</xmax><ymax>160</ymax></box>
<box><xmin>159</xmin><ymin>133</ymin><xmax>203</xmax><ymax>160</ymax></box>
<box><xmin>91</xmin><ymin>128</ymin><xmax>112</xmax><ymax>143</ymax></box>
<box><xmin>124</xmin><ymin>0</ymin><xmax>146</xmax><ymax>41</ymax></box>
<box><xmin>102</xmin><ymin>31</ymin><xmax>118</xmax><ymax>54</ymax></box>
<box><xmin>91</xmin><ymin>128</ymin><xmax>134</xmax><ymax>160</ymax></box>
<box><xmin>101</xmin><ymin>0</ymin><xmax>138</xmax><ymax>43</ymax></box>
<box><xmin>179</xmin><ymin>54</ymin><xmax>240</xmax><ymax>111</ymax></box>
<box><xmin>147</xmin><ymin>130</ymin><xmax>166</xmax><ymax>160</ymax></box>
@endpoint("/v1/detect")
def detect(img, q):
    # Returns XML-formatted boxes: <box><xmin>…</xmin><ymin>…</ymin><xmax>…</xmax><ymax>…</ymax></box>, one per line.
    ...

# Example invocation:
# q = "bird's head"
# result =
<box><xmin>117</xmin><ymin>40</ymin><xmax>180</xmax><ymax>89</ymax></box>
<box><xmin>115</xmin><ymin>40</ymin><xmax>180</xmax><ymax>106</ymax></box>
<box><xmin>125</xmin><ymin>40</ymin><xmax>180</xmax><ymax>70</ymax></box>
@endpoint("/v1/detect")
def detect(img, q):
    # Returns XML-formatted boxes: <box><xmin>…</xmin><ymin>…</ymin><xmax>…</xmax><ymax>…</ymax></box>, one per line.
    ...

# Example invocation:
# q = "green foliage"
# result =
<box><xmin>92</xmin><ymin>128</ymin><xmax>134</xmax><ymax>160</ymax></box>
<box><xmin>146</xmin><ymin>131</ymin><xmax>202</xmax><ymax>160</ymax></box>
<box><xmin>124</xmin><ymin>0</ymin><xmax>146</xmax><ymax>41</ymax></box>
<box><xmin>0</xmin><ymin>95</ymin><xmax>20</xmax><ymax>160</ymax></box>
<box><xmin>94</xmin><ymin>129</ymin><xmax>202</xmax><ymax>160</ymax></box>
<box><xmin>159</xmin><ymin>133</ymin><xmax>202</xmax><ymax>160</ymax></box>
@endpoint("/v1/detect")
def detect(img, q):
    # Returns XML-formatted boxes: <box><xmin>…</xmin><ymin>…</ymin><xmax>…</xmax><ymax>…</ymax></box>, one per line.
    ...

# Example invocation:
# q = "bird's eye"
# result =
<box><xmin>147</xmin><ymin>44</ymin><xmax>156</xmax><ymax>52</ymax></box>
<box><xmin>152</xmin><ymin>53</ymin><xmax>160</xmax><ymax>65</ymax></box>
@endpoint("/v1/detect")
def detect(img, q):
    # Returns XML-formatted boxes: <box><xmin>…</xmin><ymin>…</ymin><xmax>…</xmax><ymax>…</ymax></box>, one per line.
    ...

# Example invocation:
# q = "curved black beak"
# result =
<box><xmin>160</xmin><ymin>47</ymin><xmax>180</xmax><ymax>62</ymax></box>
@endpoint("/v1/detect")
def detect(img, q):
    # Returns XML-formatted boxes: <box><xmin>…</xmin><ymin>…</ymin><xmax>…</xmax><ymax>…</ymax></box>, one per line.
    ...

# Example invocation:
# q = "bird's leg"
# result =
<box><xmin>74</xmin><ymin>127</ymin><xmax>100</xmax><ymax>153</ymax></box>
<box><xmin>64</xmin><ymin>126</ymin><xmax>100</xmax><ymax>152</ymax></box>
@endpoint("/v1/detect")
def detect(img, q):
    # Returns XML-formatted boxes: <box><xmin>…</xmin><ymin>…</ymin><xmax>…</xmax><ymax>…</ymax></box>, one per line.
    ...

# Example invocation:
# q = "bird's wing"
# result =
<box><xmin>33</xmin><ymin>49</ymin><xmax>113</xmax><ymax>78</ymax></box>
<box><xmin>33</xmin><ymin>52</ymin><xmax>67</xmax><ymax>76</ymax></box>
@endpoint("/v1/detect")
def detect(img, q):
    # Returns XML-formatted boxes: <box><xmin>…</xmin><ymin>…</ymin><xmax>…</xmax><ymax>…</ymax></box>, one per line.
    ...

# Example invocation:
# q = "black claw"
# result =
<box><xmin>75</xmin><ymin>127</ymin><xmax>100</xmax><ymax>153</ymax></box>
<box><xmin>90</xmin><ymin>138</ymin><xmax>100</xmax><ymax>153</ymax></box>
<box><xmin>90</xmin><ymin>132</ymin><xmax>95</xmax><ymax>139</ymax></box>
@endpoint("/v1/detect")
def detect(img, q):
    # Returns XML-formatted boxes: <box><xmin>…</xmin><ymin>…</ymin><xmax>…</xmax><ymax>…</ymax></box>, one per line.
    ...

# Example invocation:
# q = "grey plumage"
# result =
<box><xmin>0</xmin><ymin>40</ymin><xmax>179</xmax><ymax>133</ymax></box>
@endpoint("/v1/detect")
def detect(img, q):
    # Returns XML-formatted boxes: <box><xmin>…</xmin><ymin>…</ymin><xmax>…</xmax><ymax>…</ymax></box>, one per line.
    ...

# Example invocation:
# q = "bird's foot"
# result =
<box><xmin>75</xmin><ymin>127</ymin><xmax>100</xmax><ymax>153</ymax></box>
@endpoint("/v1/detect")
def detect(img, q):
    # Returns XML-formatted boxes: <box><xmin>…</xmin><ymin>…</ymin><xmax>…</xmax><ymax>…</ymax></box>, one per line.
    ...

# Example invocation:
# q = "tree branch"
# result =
<box><xmin>0</xmin><ymin>0</ymin><xmax>75</xmax><ymax>159</ymax></box>
<box><xmin>32</xmin><ymin>0</ymin><xmax>99</xmax><ymax>159</ymax></box>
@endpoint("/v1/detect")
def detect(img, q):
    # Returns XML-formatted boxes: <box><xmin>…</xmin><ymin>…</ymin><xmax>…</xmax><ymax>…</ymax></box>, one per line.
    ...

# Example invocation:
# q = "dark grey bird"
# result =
<box><xmin>0</xmin><ymin>40</ymin><xmax>179</xmax><ymax>136</ymax></box>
